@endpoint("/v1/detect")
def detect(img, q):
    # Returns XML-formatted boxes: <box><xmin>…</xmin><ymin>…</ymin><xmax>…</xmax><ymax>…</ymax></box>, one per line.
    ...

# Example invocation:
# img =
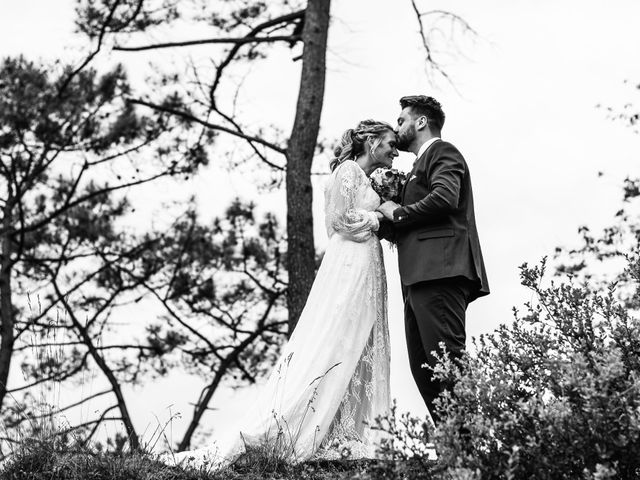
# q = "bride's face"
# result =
<box><xmin>372</xmin><ymin>130</ymin><xmax>399</xmax><ymax>168</ymax></box>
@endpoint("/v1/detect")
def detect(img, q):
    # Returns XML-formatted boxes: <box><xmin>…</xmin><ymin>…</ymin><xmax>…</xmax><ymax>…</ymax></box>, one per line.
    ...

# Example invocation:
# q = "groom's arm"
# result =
<box><xmin>392</xmin><ymin>143</ymin><xmax>465</xmax><ymax>228</ymax></box>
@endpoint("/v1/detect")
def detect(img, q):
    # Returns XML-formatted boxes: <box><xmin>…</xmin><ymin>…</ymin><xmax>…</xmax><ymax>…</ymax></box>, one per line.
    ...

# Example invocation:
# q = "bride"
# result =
<box><xmin>170</xmin><ymin>119</ymin><xmax>399</xmax><ymax>468</ymax></box>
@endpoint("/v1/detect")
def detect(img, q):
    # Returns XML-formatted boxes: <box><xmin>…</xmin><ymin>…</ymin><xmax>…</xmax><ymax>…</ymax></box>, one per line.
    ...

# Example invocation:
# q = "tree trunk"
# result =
<box><xmin>285</xmin><ymin>0</ymin><xmax>331</xmax><ymax>334</ymax></box>
<box><xmin>91</xmin><ymin>352</ymin><xmax>140</xmax><ymax>450</ymax></box>
<box><xmin>71</xmin><ymin>315</ymin><xmax>140</xmax><ymax>450</ymax></box>
<box><xmin>0</xmin><ymin>203</ymin><xmax>14</xmax><ymax>408</ymax></box>
<box><xmin>177</xmin><ymin>355</ymin><xmax>236</xmax><ymax>452</ymax></box>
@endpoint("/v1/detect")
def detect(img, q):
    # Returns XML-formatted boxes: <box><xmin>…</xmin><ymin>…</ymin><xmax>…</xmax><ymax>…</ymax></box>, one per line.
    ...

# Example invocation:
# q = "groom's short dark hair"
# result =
<box><xmin>399</xmin><ymin>95</ymin><xmax>445</xmax><ymax>131</ymax></box>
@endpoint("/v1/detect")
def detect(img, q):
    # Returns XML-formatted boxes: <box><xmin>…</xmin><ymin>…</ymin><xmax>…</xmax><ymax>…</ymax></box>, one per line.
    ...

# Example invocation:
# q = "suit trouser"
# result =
<box><xmin>403</xmin><ymin>276</ymin><xmax>474</xmax><ymax>424</ymax></box>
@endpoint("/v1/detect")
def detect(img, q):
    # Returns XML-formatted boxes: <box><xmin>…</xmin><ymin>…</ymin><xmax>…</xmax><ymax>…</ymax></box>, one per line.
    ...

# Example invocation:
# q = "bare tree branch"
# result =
<box><xmin>58</xmin><ymin>0</ymin><xmax>123</xmax><ymax>96</ymax></box>
<box><xmin>129</xmin><ymin>98</ymin><xmax>287</xmax><ymax>159</ymax></box>
<box><xmin>209</xmin><ymin>10</ymin><xmax>306</xmax><ymax>105</ymax></box>
<box><xmin>7</xmin><ymin>352</ymin><xmax>90</xmax><ymax>393</ymax></box>
<box><xmin>27</xmin><ymin>389</ymin><xmax>111</xmax><ymax>420</ymax></box>
<box><xmin>48</xmin><ymin>268</ymin><xmax>140</xmax><ymax>450</ymax></box>
<box><xmin>114</xmin><ymin>35</ymin><xmax>301</xmax><ymax>52</ymax></box>
<box><xmin>115</xmin><ymin>264</ymin><xmax>218</xmax><ymax>352</ymax></box>
<box><xmin>15</xmin><ymin>239</ymin><xmax>158</xmax><ymax>339</ymax></box>
<box><xmin>6</xmin><ymin>170</ymin><xmax>174</xmax><ymax>237</ymax></box>
<box><xmin>177</xmin><ymin>295</ymin><xmax>278</xmax><ymax>451</ymax></box>
<box><xmin>87</xmin><ymin>135</ymin><xmax>161</xmax><ymax>167</ymax></box>
<box><xmin>409</xmin><ymin>0</ymin><xmax>479</xmax><ymax>86</ymax></box>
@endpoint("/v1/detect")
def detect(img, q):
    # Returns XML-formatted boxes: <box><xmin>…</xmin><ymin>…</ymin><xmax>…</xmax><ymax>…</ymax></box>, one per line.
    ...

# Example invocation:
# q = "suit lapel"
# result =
<box><xmin>400</xmin><ymin>167</ymin><xmax>413</xmax><ymax>203</ymax></box>
<box><xmin>401</xmin><ymin>139</ymin><xmax>440</xmax><ymax>204</ymax></box>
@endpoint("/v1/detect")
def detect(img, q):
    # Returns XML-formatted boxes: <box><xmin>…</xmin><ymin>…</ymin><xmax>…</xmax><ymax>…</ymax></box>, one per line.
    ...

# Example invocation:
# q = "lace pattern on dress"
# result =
<box><xmin>313</xmin><ymin>240</ymin><xmax>391</xmax><ymax>460</ymax></box>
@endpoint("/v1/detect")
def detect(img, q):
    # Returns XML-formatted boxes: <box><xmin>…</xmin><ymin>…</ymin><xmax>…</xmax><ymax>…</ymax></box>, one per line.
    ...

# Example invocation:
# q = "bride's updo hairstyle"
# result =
<box><xmin>330</xmin><ymin>119</ymin><xmax>394</xmax><ymax>172</ymax></box>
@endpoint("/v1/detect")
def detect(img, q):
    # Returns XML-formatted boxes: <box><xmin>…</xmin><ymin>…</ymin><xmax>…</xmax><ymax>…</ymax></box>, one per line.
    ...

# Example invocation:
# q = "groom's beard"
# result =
<box><xmin>395</xmin><ymin>125</ymin><xmax>416</xmax><ymax>152</ymax></box>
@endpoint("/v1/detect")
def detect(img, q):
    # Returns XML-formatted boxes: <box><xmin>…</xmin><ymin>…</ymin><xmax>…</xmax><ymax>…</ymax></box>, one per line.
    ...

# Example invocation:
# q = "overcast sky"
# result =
<box><xmin>2</xmin><ymin>0</ymin><xmax>640</xmax><ymax>447</ymax></box>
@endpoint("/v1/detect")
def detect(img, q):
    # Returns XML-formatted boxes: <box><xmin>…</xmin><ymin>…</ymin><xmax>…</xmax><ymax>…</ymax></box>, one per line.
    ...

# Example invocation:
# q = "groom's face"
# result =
<box><xmin>395</xmin><ymin>107</ymin><xmax>418</xmax><ymax>152</ymax></box>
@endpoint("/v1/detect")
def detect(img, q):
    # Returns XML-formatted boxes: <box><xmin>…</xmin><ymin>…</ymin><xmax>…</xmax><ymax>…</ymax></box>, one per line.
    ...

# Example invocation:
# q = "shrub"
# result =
<box><xmin>370</xmin><ymin>400</ymin><xmax>436</xmax><ymax>479</ymax></box>
<box><xmin>428</xmin><ymin>255</ymin><xmax>640</xmax><ymax>479</ymax></box>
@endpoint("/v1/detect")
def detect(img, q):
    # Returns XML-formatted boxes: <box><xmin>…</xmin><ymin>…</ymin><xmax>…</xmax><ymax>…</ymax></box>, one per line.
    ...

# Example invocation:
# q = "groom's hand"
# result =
<box><xmin>377</xmin><ymin>201</ymin><xmax>400</xmax><ymax>220</ymax></box>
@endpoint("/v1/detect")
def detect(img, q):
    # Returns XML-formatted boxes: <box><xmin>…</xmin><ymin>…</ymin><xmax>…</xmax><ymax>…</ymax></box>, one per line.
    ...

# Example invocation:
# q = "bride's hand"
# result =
<box><xmin>377</xmin><ymin>201</ymin><xmax>400</xmax><ymax>220</ymax></box>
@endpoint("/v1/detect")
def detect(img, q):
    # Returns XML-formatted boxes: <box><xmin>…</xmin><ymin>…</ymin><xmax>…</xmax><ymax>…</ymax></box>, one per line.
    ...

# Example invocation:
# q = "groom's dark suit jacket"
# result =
<box><xmin>391</xmin><ymin>139</ymin><xmax>489</xmax><ymax>301</ymax></box>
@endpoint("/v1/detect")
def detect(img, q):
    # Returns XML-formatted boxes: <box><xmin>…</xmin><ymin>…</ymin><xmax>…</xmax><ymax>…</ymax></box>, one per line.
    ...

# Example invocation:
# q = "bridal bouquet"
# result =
<box><xmin>370</xmin><ymin>168</ymin><xmax>407</xmax><ymax>203</ymax></box>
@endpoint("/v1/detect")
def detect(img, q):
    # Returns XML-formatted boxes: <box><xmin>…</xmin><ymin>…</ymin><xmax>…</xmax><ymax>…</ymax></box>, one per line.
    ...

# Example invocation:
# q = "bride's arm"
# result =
<box><xmin>327</xmin><ymin>162</ymin><xmax>379</xmax><ymax>242</ymax></box>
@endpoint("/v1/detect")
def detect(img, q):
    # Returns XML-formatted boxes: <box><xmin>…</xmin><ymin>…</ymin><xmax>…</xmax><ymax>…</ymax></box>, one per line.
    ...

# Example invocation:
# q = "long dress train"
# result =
<box><xmin>171</xmin><ymin>160</ymin><xmax>390</xmax><ymax>467</ymax></box>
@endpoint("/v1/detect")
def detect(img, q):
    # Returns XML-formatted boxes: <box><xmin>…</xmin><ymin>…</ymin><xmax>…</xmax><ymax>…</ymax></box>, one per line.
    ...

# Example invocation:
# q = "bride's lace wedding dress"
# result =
<box><xmin>171</xmin><ymin>160</ymin><xmax>390</xmax><ymax>467</ymax></box>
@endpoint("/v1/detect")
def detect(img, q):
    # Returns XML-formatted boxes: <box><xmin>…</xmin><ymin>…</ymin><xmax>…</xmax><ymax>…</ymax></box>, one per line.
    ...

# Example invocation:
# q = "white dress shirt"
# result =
<box><xmin>416</xmin><ymin>137</ymin><xmax>441</xmax><ymax>159</ymax></box>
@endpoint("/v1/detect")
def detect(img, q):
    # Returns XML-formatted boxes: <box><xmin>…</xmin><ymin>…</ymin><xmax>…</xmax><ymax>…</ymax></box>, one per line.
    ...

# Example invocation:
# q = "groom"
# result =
<box><xmin>378</xmin><ymin>95</ymin><xmax>489</xmax><ymax>424</ymax></box>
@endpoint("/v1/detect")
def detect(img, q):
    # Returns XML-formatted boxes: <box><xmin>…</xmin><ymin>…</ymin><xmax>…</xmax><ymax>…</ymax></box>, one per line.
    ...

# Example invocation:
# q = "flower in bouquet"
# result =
<box><xmin>370</xmin><ymin>168</ymin><xmax>407</xmax><ymax>203</ymax></box>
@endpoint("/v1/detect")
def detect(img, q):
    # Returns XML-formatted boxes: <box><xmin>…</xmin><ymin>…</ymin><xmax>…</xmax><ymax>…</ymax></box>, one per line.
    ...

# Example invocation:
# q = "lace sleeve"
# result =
<box><xmin>325</xmin><ymin>161</ymin><xmax>379</xmax><ymax>242</ymax></box>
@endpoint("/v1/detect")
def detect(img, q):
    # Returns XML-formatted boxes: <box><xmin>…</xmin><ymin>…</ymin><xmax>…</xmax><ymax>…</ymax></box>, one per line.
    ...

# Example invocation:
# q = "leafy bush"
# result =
<box><xmin>426</xmin><ymin>253</ymin><xmax>640</xmax><ymax>479</ymax></box>
<box><xmin>371</xmin><ymin>245</ymin><xmax>640</xmax><ymax>479</ymax></box>
<box><xmin>370</xmin><ymin>400</ymin><xmax>436</xmax><ymax>479</ymax></box>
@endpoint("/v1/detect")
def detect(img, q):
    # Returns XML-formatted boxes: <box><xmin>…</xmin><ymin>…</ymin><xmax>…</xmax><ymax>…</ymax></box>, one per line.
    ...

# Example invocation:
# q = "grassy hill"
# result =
<box><xmin>0</xmin><ymin>438</ymin><xmax>432</xmax><ymax>480</ymax></box>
